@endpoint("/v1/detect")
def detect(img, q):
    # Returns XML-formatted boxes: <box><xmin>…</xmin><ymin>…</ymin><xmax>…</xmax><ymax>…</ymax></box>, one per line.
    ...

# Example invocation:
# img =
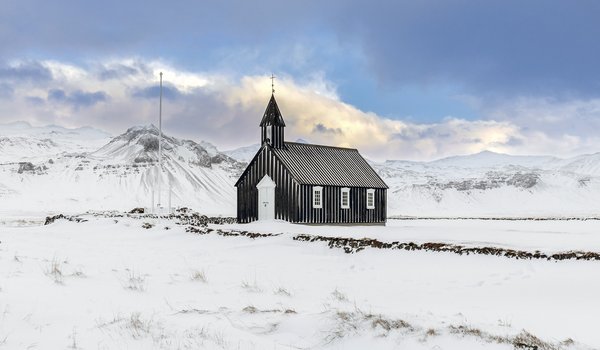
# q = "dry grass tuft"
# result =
<box><xmin>425</xmin><ymin>328</ymin><xmax>437</xmax><ymax>336</ymax></box>
<box><xmin>274</xmin><ymin>287</ymin><xmax>291</xmax><ymax>297</ymax></box>
<box><xmin>331</xmin><ymin>288</ymin><xmax>348</xmax><ymax>302</ymax></box>
<box><xmin>370</xmin><ymin>316</ymin><xmax>412</xmax><ymax>332</ymax></box>
<box><xmin>126</xmin><ymin>312</ymin><xmax>152</xmax><ymax>339</ymax></box>
<box><xmin>449</xmin><ymin>325</ymin><xmax>560</xmax><ymax>350</ymax></box>
<box><xmin>45</xmin><ymin>258</ymin><xmax>64</xmax><ymax>284</ymax></box>
<box><xmin>513</xmin><ymin>330</ymin><xmax>558</xmax><ymax>350</ymax></box>
<box><xmin>124</xmin><ymin>270</ymin><xmax>147</xmax><ymax>292</ymax></box>
<box><xmin>241</xmin><ymin>279</ymin><xmax>262</xmax><ymax>293</ymax></box>
<box><xmin>190</xmin><ymin>269</ymin><xmax>207</xmax><ymax>283</ymax></box>
<box><xmin>242</xmin><ymin>305</ymin><xmax>258</xmax><ymax>314</ymax></box>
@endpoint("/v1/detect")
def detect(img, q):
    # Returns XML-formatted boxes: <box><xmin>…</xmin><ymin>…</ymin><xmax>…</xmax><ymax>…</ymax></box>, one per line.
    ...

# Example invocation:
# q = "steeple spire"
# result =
<box><xmin>259</xmin><ymin>94</ymin><xmax>285</xmax><ymax>127</ymax></box>
<box><xmin>260</xmin><ymin>90</ymin><xmax>286</xmax><ymax>149</ymax></box>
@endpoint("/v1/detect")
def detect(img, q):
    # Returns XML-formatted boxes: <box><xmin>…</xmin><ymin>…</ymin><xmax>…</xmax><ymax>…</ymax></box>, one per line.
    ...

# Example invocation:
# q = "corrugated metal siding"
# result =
<box><xmin>296</xmin><ymin>185</ymin><xmax>386</xmax><ymax>224</ymax></box>
<box><xmin>272</xmin><ymin>142</ymin><xmax>388</xmax><ymax>189</ymax></box>
<box><xmin>236</xmin><ymin>146</ymin><xmax>298</xmax><ymax>223</ymax></box>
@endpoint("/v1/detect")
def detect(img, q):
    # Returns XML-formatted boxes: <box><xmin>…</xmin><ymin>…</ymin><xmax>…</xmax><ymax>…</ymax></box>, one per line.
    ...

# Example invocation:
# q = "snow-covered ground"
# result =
<box><xmin>1</xmin><ymin>214</ymin><xmax>598</xmax><ymax>349</ymax></box>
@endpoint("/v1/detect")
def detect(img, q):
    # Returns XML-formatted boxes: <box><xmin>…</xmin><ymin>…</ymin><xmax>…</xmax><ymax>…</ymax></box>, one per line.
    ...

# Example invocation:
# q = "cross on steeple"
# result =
<box><xmin>270</xmin><ymin>74</ymin><xmax>276</xmax><ymax>94</ymax></box>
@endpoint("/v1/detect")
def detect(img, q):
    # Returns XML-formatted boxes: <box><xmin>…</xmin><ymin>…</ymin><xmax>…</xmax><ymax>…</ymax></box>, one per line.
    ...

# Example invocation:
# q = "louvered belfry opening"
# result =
<box><xmin>260</xmin><ymin>94</ymin><xmax>286</xmax><ymax>149</ymax></box>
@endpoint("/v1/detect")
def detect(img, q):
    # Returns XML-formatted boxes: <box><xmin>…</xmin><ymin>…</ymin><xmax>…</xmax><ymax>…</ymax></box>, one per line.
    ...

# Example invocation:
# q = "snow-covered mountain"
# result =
<box><xmin>224</xmin><ymin>143</ymin><xmax>260</xmax><ymax>163</ymax></box>
<box><xmin>3</xmin><ymin>121</ymin><xmax>600</xmax><ymax>217</ymax></box>
<box><xmin>0</xmin><ymin>121</ymin><xmax>112</xmax><ymax>162</ymax></box>
<box><xmin>0</xmin><ymin>124</ymin><xmax>244</xmax><ymax>215</ymax></box>
<box><xmin>375</xmin><ymin>151</ymin><xmax>600</xmax><ymax>217</ymax></box>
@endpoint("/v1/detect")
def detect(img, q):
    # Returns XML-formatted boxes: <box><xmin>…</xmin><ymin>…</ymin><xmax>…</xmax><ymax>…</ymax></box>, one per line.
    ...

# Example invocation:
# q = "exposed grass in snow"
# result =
<box><xmin>324</xmin><ymin>308</ymin><xmax>575</xmax><ymax>350</ymax></box>
<box><xmin>44</xmin><ymin>257</ymin><xmax>65</xmax><ymax>284</ymax></box>
<box><xmin>43</xmin><ymin>257</ymin><xmax>86</xmax><ymax>285</ymax></box>
<box><xmin>190</xmin><ymin>269</ymin><xmax>207</xmax><ymax>283</ymax></box>
<box><xmin>331</xmin><ymin>288</ymin><xmax>349</xmax><ymax>302</ymax></box>
<box><xmin>123</xmin><ymin>269</ymin><xmax>147</xmax><ymax>292</ymax></box>
<box><xmin>273</xmin><ymin>287</ymin><xmax>291</xmax><ymax>297</ymax></box>
<box><xmin>448</xmin><ymin>324</ymin><xmax>564</xmax><ymax>350</ymax></box>
<box><xmin>240</xmin><ymin>279</ymin><xmax>262</xmax><ymax>293</ymax></box>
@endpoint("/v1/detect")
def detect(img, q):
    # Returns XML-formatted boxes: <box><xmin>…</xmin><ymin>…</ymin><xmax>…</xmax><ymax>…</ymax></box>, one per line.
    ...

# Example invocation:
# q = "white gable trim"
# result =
<box><xmin>256</xmin><ymin>174</ymin><xmax>276</xmax><ymax>189</ymax></box>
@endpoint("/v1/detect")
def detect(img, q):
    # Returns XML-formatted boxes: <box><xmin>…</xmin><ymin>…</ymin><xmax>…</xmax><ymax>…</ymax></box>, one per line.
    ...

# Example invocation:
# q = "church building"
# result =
<box><xmin>235</xmin><ymin>93</ymin><xmax>388</xmax><ymax>224</ymax></box>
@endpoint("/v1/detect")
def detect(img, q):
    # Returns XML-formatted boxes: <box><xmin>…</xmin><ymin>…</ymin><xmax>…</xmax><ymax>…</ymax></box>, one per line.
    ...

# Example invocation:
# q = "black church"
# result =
<box><xmin>235</xmin><ymin>93</ymin><xmax>388</xmax><ymax>224</ymax></box>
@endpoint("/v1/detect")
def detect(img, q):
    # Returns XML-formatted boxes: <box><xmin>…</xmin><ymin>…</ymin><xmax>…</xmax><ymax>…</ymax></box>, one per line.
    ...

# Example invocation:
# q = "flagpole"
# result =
<box><xmin>158</xmin><ymin>72</ymin><xmax>163</xmax><ymax>212</ymax></box>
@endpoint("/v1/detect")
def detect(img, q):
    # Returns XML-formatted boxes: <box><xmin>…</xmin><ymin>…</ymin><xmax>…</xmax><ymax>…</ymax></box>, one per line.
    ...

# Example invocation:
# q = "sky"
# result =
<box><xmin>1</xmin><ymin>0</ymin><xmax>600</xmax><ymax>161</ymax></box>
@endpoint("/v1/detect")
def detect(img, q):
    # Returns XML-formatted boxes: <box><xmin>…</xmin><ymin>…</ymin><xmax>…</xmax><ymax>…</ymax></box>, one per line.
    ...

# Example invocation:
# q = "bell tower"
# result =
<box><xmin>260</xmin><ymin>93</ymin><xmax>286</xmax><ymax>149</ymax></box>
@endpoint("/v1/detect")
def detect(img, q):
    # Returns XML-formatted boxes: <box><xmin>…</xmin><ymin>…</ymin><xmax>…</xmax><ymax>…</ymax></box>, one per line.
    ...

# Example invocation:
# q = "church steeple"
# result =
<box><xmin>260</xmin><ymin>93</ymin><xmax>286</xmax><ymax>149</ymax></box>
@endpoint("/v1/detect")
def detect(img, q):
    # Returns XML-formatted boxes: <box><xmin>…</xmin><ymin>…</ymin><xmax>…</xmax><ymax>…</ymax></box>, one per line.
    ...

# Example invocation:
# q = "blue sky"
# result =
<box><xmin>1</xmin><ymin>0</ymin><xmax>600</xmax><ymax>160</ymax></box>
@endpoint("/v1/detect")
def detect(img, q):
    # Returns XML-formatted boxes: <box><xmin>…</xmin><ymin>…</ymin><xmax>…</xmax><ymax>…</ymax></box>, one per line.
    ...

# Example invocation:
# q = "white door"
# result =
<box><xmin>257</xmin><ymin>175</ymin><xmax>276</xmax><ymax>221</ymax></box>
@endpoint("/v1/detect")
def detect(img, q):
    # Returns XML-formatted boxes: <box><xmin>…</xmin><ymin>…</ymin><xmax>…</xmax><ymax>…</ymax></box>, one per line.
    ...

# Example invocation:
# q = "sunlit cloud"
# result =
<box><xmin>1</xmin><ymin>58</ymin><xmax>600</xmax><ymax>161</ymax></box>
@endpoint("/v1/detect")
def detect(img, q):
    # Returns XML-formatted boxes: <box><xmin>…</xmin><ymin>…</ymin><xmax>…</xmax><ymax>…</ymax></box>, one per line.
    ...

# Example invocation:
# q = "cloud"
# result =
<box><xmin>0</xmin><ymin>61</ymin><xmax>53</xmax><ymax>82</ymax></box>
<box><xmin>1</xmin><ymin>57</ymin><xmax>600</xmax><ymax>161</ymax></box>
<box><xmin>25</xmin><ymin>96</ymin><xmax>45</xmax><ymax>105</ymax></box>
<box><xmin>313</xmin><ymin>123</ymin><xmax>343</xmax><ymax>135</ymax></box>
<box><xmin>4</xmin><ymin>1</ymin><xmax>598</xmax><ymax>102</ymax></box>
<box><xmin>132</xmin><ymin>85</ymin><xmax>183</xmax><ymax>100</ymax></box>
<box><xmin>48</xmin><ymin>89</ymin><xmax>109</xmax><ymax>108</ymax></box>
<box><xmin>97</xmin><ymin>61</ymin><xmax>150</xmax><ymax>80</ymax></box>
<box><xmin>471</xmin><ymin>96</ymin><xmax>600</xmax><ymax>140</ymax></box>
<box><xmin>0</xmin><ymin>84</ymin><xmax>13</xmax><ymax>99</ymax></box>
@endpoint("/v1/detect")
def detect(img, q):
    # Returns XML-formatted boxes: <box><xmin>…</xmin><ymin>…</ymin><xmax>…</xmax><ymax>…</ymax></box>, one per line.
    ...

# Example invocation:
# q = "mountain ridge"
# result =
<box><xmin>0</xmin><ymin>124</ymin><xmax>243</xmax><ymax>215</ymax></box>
<box><xmin>3</xmin><ymin>122</ymin><xmax>600</xmax><ymax>217</ymax></box>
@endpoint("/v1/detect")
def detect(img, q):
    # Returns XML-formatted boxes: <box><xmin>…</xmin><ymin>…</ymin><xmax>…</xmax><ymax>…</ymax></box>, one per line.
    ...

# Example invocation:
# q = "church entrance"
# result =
<box><xmin>257</xmin><ymin>175</ymin><xmax>276</xmax><ymax>221</ymax></box>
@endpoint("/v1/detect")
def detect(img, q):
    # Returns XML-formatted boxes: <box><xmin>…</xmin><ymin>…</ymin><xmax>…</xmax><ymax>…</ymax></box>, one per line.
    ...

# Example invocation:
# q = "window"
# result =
<box><xmin>367</xmin><ymin>189</ymin><xmax>375</xmax><ymax>209</ymax></box>
<box><xmin>341</xmin><ymin>187</ymin><xmax>350</xmax><ymax>209</ymax></box>
<box><xmin>313</xmin><ymin>186</ymin><xmax>323</xmax><ymax>208</ymax></box>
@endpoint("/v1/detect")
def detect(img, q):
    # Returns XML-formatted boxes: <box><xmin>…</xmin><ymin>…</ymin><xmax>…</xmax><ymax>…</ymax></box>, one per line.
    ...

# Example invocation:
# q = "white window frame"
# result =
<box><xmin>340</xmin><ymin>187</ymin><xmax>350</xmax><ymax>209</ymax></box>
<box><xmin>366</xmin><ymin>189</ymin><xmax>375</xmax><ymax>209</ymax></box>
<box><xmin>313</xmin><ymin>186</ymin><xmax>323</xmax><ymax>209</ymax></box>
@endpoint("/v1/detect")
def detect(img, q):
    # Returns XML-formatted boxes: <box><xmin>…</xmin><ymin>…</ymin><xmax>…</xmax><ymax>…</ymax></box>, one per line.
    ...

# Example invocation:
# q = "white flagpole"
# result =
<box><xmin>158</xmin><ymin>72</ymin><xmax>163</xmax><ymax>213</ymax></box>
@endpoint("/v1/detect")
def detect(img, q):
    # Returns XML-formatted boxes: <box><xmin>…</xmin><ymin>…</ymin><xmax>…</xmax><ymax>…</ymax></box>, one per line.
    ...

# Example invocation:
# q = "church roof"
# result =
<box><xmin>271</xmin><ymin>142</ymin><xmax>388</xmax><ymax>188</ymax></box>
<box><xmin>259</xmin><ymin>94</ymin><xmax>286</xmax><ymax>127</ymax></box>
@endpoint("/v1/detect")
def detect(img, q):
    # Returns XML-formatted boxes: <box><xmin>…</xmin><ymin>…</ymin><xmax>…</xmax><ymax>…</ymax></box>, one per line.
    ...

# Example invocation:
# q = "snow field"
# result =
<box><xmin>0</xmin><ymin>216</ymin><xmax>599</xmax><ymax>349</ymax></box>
